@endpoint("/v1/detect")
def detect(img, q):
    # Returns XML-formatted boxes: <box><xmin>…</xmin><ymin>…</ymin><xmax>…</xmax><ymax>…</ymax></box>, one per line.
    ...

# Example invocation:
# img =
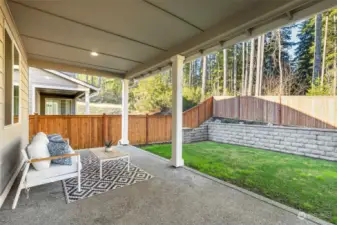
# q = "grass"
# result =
<box><xmin>142</xmin><ymin>141</ymin><xmax>337</xmax><ymax>224</ymax></box>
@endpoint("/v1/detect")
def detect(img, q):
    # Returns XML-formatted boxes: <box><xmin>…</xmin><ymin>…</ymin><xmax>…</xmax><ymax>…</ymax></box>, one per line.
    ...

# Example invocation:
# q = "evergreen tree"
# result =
<box><xmin>294</xmin><ymin>19</ymin><xmax>315</xmax><ymax>93</ymax></box>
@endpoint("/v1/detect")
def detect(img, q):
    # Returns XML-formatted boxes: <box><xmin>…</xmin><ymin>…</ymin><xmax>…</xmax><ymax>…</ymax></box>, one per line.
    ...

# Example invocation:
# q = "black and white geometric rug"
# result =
<box><xmin>62</xmin><ymin>152</ymin><xmax>154</xmax><ymax>203</ymax></box>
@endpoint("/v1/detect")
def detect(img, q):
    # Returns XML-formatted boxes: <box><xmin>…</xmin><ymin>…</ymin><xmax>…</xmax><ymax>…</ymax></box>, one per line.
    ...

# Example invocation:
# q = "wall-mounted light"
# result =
<box><xmin>90</xmin><ymin>52</ymin><xmax>99</xmax><ymax>56</ymax></box>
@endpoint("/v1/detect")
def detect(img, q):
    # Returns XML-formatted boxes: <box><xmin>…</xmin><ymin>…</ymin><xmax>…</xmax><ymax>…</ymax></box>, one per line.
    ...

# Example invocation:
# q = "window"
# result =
<box><xmin>4</xmin><ymin>28</ymin><xmax>20</xmax><ymax>126</ymax></box>
<box><xmin>45</xmin><ymin>99</ymin><xmax>72</xmax><ymax>115</ymax></box>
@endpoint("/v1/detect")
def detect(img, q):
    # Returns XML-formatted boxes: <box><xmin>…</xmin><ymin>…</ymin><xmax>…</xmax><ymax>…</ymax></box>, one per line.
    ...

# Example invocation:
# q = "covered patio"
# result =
<box><xmin>0</xmin><ymin>145</ymin><xmax>319</xmax><ymax>225</ymax></box>
<box><xmin>1</xmin><ymin>0</ymin><xmax>337</xmax><ymax>224</ymax></box>
<box><xmin>6</xmin><ymin>0</ymin><xmax>337</xmax><ymax>167</ymax></box>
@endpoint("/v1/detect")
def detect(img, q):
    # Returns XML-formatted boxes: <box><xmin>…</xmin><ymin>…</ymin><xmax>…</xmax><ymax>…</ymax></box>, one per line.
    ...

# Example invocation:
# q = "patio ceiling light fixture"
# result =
<box><xmin>90</xmin><ymin>51</ymin><xmax>99</xmax><ymax>57</ymax></box>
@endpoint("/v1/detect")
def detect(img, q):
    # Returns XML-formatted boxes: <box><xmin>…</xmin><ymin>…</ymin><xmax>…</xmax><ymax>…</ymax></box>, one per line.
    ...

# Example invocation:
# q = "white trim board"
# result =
<box><xmin>0</xmin><ymin>159</ymin><xmax>25</xmax><ymax>209</ymax></box>
<box><xmin>44</xmin><ymin>69</ymin><xmax>100</xmax><ymax>92</ymax></box>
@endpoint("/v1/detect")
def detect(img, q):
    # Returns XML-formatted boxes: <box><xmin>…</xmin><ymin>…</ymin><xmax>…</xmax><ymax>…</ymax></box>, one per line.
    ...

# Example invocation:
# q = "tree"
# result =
<box><xmin>313</xmin><ymin>13</ymin><xmax>323</xmax><ymax>83</ymax></box>
<box><xmin>248</xmin><ymin>38</ymin><xmax>255</xmax><ymax>96</ymax></box>
<box><xmin>259</xmin><ymin>34</ymin><xmax>265</xmax><ymax>95</ymax></box>
<box><xmin>294</xmin><ymin>19</ymin><xmax>314</xmax><ymax>94</ymax></box>
<box><xmin>333</xmin><ymin>13</ymin><xmax>337</xmax><ymax>96</ymax></box>
<box><xmin>223</xmin><ymin>48</ymin><xmax>228</xmax><ymax>95</ymax></box>
<box><xmin>189</xmin><ymin>61</ymin><xmax>193</xmax><ymax>87</ymax></box>
<box><xmin>244</xmin><ymin>42</ymin><xmax>249</xmax><ymax>95</ymax></box>
<box><xmin>233</xmin><ymin>44</ymin><xmax>237</xmax><ymax>95</ymax></box>
<box><xmin>241</xmin><ymin>42</ymin><xmax>246</xmax><ymax>95</ymax></box>
<box><xmin>201</xmin><ymin>55</ymin><xmax>207</xmax><ymax>99</ymax></box>
<box><xmin>255</xmin><ymin>36</ymin><xmax>262</xmax><ymax>96</ymax></box>
<box><xmin>130</xmin><ymin>72</ymin><xmax>172</xmax><ymax>112</ymax></box>
<box><xmin>321</xmin><ymin>13</ymin><xmax>329</xmax><ymax>85</ymax></box>
<box><xmin>277</xmin><ymin>29</ymin><xmax>284</xmax><ymax>95</ymax></box>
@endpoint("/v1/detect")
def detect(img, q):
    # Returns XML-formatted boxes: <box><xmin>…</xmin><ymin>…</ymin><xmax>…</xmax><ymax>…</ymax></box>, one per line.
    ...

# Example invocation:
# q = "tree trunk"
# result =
<box><xmin>333</xmin><ymin>15</ymin><xmax>337</xmax><ymax>96</ymax></box>
<box><xmin>277</xmin><ymin>29</ymin><xmax>283</xmax><ymax>95</ymax></box>
<box><xmin>259</xmin><ymin>34</ymin><xmax>265</xmax><ymax>96</ymax></box>
<box><xmin>255</xmin><ymin>36</ymin><xmax>262</xmax><ymax>96</ymax></box>
<box><xmin>233</xmin><ymin>45</ymin><xmax>237</xmax><ymax>95</ymax></box>
<box><xmin>98</xmin><ymin>77</ymin><xmax>101</xmax><ymax>87</ymax></box>
<box><xmin>248</xmin><ymin>38</ymin><xmax>255</xmax><ymax>96</ymax></box>
<box><xmin>321</xmin><ymin>13</ymin><xmax>329</xmax><ymax>86</ymax></box>
<box><xmin>189</xmin><ymin>62</ymin><xmax>192</xmax><ymax>87</ymax></box>
<box><xmin>241</xmin><ymin>42</ymin><xmax>245</xmax><ymax>95</ymax></box>
<box><xmin>223</xmin><ymin>49</ymin><xmax>228</xmax><ymax>95</ymax></box>
<box><xmin>313</xmin><ymin>14</ymin><xmax>322</xmax><ymax>84</ymax></box>
<box><xmin>217</xmin><ymin>58</ymin><xmax>220</xmax><ymax>95</ymax></box>
<box><xmin>244</xmin><ymin>42</ymin><xmax>249</xmax><ymax>96</ymax></box>
<box><xmin>201</xmin><ymin>55</ymin><xmax>207</xmax><ymax>100</ymax></box>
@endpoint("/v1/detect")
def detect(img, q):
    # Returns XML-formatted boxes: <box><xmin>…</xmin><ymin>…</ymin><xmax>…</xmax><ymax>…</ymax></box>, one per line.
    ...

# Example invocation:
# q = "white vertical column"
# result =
<box><xmin>85</xmin><ymin>90</ymin><xmax>90</xmax><ymax>114</ymax></box>
<box><xmin>171</xmin><ymin>55</ymin><xmax>185</xmax><ymax>167</ymax></box>
<box><xmin>119</xmin><ymin>79</ymin><xmax>129</xmax><ymax>145</ymax></box>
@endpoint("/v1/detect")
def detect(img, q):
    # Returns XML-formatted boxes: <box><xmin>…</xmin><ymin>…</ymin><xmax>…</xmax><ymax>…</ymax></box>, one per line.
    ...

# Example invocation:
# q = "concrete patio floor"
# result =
<box><xmin>0</xmin><ymin>145</ymin><xmax>322</xmax><ymax>225</ymax></box>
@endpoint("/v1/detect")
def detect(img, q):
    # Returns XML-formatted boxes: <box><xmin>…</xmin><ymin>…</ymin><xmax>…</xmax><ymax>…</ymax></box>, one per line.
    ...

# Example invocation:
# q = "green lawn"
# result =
<box><xmin>142</xmin><ymin>141</ymin><xmax>337</xmax><ymax>224</ymax></box>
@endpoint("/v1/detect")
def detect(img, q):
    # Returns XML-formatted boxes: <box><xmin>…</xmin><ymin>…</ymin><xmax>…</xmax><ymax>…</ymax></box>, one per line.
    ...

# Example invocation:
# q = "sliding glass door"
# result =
<box><xmin>45</xmin><ymin>99</ymin><xmax>72</xmax><ymax>115</ymax></box>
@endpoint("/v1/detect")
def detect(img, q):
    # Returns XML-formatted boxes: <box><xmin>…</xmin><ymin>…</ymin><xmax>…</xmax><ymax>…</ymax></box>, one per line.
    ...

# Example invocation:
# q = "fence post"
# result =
<box><xmin>102</xmin><ymin>113</ymin><xmax>107</xmax><ymax>144</ymax></box>
<box><xmin>145</xmin><ymin>114</ymin><xmax>149</xmax><ymax>144</ymax></box>
<box><xmin>34</xmin><ymin>113</ymin><xmax>39</xmax><ymax>135</ymax></box>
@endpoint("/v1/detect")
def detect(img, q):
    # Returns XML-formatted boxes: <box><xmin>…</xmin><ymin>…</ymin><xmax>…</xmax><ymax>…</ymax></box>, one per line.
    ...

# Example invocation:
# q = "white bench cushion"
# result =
<box><xmin>26</xmin><ymin>153</ymin><xmax>81</xmax><ymax>184</ymax></box>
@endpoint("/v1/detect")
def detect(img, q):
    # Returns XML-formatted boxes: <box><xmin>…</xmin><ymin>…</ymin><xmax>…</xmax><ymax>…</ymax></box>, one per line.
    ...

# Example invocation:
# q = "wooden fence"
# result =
<box><xmin>29</xmin><ymin>97</ymin><xmax>213</xmax><ymax>149</ymax></box>
<box><xmin>213</xmin><ymin>96</ymin><xmax>337</xmax><ymax>129</ymax></box>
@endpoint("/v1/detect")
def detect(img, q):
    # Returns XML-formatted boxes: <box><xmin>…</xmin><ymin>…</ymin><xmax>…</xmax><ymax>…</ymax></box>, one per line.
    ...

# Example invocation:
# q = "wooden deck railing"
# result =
<box><xmin>29</xmin><ymin>97</ymin><xmax>214</xmax><ymax>149</ymax></box>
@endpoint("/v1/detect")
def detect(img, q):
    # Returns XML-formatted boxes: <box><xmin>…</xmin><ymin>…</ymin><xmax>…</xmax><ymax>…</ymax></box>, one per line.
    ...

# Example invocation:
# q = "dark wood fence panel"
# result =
<box><xmin>213</xmin><ymin>96</ymin><xmax>337</xmax><ymax>128</ymax></box>
<box><xmin>213</xmin><ymin>96</ymin><xmax>239</xmax><ymax>119</ymax></box>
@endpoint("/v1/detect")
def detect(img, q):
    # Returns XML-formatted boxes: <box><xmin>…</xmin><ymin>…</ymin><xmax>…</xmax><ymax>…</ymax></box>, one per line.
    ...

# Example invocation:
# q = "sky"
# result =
<box><xmin>288</xmin><ymin>22</ymin><xmax>301</xmax><ymax>59</ymax></box>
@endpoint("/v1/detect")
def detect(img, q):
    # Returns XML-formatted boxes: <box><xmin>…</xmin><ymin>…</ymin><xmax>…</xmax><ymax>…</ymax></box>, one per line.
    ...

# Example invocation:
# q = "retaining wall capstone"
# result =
<box><xmin>204</xmin><ymin>119</ymin><xmax>337</xmax><ymax>161</ymax></box>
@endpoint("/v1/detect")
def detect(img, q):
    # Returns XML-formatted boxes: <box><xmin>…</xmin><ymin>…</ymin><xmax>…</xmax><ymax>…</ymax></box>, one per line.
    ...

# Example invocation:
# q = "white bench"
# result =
<box><xmin>12</xmin><ymin>138</ymin><xmax>81</xmax><ymax>209</ymax></box>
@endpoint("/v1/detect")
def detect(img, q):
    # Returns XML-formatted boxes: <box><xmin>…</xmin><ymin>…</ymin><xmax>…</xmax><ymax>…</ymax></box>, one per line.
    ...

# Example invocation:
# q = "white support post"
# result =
<box><xmin>85</xmin><ymin>90</ymin><xmax>90</xmax><ymax>114</ymax></box>
<box><xmin>170</xmin><ymin>55</ymin><xmax>185</xmax><ymax>167</ymax></box>
<box><xmin>119</xmin><ymin>79</ymin><xmax>129</xmax><ymax>145</ymax></box>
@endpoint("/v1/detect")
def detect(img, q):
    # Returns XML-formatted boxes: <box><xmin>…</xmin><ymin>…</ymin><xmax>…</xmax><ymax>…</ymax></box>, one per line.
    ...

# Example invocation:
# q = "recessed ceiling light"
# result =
<box><xmin>91</xmin><ymin>51</ymin><xmax>99</xmax><ymax>56</ymax></box>
<box><xmin>45</xmin><ymin>76</ymin><xmax>51</xmax><ymax>80</ymax></box>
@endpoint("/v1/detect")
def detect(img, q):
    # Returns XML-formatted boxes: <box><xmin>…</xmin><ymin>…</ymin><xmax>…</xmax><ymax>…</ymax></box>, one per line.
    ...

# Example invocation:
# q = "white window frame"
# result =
<box><xmin>4</xmin><ymin>22</ymin><xmax>21</xmax><ymax>128</ymax></box>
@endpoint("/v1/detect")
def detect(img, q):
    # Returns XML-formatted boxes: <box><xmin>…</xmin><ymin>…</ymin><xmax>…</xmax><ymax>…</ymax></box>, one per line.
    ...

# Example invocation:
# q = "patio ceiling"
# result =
<box><xmin>8</xmin><ymin>0</ymin><xmax>337</xmax><ymax>79</ymax></box>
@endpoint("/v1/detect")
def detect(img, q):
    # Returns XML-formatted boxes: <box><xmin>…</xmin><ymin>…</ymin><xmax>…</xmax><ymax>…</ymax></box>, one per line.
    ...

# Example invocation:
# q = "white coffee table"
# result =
<box><xmin>90</xmin><ymin>147</ymin><xmax>130</xmax><ymax>179</ymax></box>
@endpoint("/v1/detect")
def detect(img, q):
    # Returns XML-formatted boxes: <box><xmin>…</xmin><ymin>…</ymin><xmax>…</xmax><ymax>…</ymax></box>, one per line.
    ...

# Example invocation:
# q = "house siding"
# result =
<box><xmin>0</xmin><ymin>0</ymin><xmax>29</xmax><ymax>206</ymax></box>
<box><xmin>28</xmin><ymin>67</ymin><xmax>89</xmax><ymax>114</ymax></box>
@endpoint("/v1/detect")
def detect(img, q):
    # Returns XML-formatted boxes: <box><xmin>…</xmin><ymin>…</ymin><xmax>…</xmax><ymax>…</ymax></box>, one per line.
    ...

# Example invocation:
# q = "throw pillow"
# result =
<box><xmin>48</xmin><ymin>139</ymin><xmax>72</xmax><ymax>165</ymax></box>
<box><xmin>47</xmin><ymin>134</ymin><xmax>63</xmax><ymax>142</ymax></box>
<box><xmin>27</xmin><ymin>141</ymin><xmax>51</xmax><ymax>170</ymax></box>
<box><xmin>32</xmin><ymin>132</ymin><xmax>49</xmax><ymax>145</ymax></box>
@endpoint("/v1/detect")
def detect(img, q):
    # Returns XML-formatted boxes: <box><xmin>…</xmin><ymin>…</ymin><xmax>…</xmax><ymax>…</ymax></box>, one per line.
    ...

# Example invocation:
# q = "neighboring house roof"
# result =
<box><xmin>44</xmin><ymin>69</ymin><xmax>100</xmax><ymax>92</ymax></box>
